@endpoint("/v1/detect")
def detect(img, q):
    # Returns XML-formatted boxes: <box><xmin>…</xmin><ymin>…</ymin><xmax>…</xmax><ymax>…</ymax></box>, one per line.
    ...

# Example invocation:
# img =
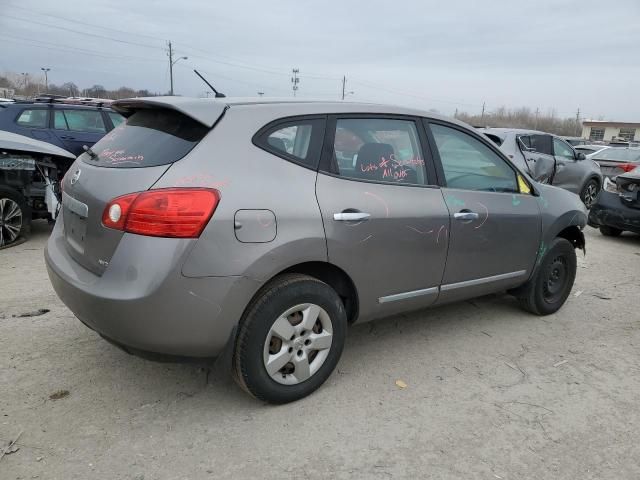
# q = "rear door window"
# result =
<box><xmin>16</xmin><ymin>109</ymin><xmax>48</xmax><ymax>128</ymax></box>
<box><xmin>530</xmin><ymin>134</ymin><xmax>553</xmax><ymax>155</ymax></box>
<box><xmin>59</xmin><ymin>109</ymin><xmax>106</xmax><ymax>133</ymax></box>
<box><xmin>82</xmin><ymin>108</ymin><xmax>209</xmax><ymax>168</ymax></box>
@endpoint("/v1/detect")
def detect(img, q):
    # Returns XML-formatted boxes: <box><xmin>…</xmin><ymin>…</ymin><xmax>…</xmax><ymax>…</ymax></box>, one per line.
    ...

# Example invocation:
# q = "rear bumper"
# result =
<box><xmin>45</xmin><ymin>219</ymin><xmax>260</xmax><ymax>357</ymax></box>
<box><xmin>588</xmin><ymin>191</ymin><xmax>640</xmax><ymax>233</ymax></box>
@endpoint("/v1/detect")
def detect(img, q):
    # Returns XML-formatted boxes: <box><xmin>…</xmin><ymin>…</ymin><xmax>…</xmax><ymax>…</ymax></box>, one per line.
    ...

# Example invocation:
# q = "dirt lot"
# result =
<box><xmin>1</xmin><ymin>221</ymin><xmax>639</xmax><ymax>479</ymax></box>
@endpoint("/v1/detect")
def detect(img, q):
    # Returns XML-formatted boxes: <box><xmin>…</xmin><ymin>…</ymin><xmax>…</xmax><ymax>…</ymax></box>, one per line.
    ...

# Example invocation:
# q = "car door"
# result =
<box><xmin>552</xmin><ymin>136</ymin><xmax>581</xmax><ymax>192</ymax></box>
<box><xmin>52</xmin><ymin>108</ymin><xmax>107</xmax><ymax>156</ymax></box>
<box><xmin>315</xmin><ymin>115</ymin><xmax>450</xmax><ymax>322</ymax></box>
<box><xmin>426</xmin><ymin>121</ymin><xmax>541</xmax><ymax>304</ymax></box>
<box><xmin>518</xmin><ymin>134</ymin><xmax>556</xmax><ymax>184</ymax></box>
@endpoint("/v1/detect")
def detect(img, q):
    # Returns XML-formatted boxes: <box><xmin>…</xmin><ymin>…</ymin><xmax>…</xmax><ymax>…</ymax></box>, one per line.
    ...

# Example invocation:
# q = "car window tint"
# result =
<box><xmin>553</xmin><ymin>138</ymin><xmax>575</xmax><ymax>159</ymax></box>
<box><xmin>108</xmin><ymin>111</ymin><xmax>125</xmax><ymax>128</ymax></box>
<box><xmin>16</xmin><ymin>109</ymin><xmax>48</xmax><ymax>128</ymax></box>
<box><xmin>267</xmin><ymin>125</ymin><xmax>312</xmax><ymax>159</ymax></box>
<box><xmin>62</xmin><ymin>109</ymin><xmax>106</xmax><ymax>133</ymax></box>
<box><xmin>530</xmin><ymin>135</ymin><xmax>553</xmax><ymax>155</ymax></box>
<box><xmin>332</xmin><ymin>118</ymin><xmax>427</xmax><ymax>185</ymax></box>
<box><xmin>53</xmin><ymin>110</ymin><xmax>68</xmax><ymax>130</ymax></box>
<box><xmin>431</xmin><ymin>123</ymin><xmax>518</xmax><ymax>193</ymax></box>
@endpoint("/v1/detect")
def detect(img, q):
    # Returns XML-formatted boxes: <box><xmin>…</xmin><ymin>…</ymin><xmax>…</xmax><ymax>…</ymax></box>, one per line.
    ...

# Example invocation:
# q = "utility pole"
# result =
<box><xmin>291</xmin><ymin>68</ymin><xmax>299</xmax><ymax>97</ymax></box>
<box><xmin>454</xmin><ymin>108</ymin><xmax>458</xmax><ymax>119</ymax></box>
<box><xmin>41</xmin><ymin>68</ymin><xmax>50</xmax><ymax>92</ymax></box>
<box><xmin>575</xmin><ymin>108</ymin><xmax>581</xmax><ymax>137</ymax></box>
<box><xmin>257</xmin><ymin>91</ymin><xmax>264</xmax><ymax>97</ymax></box>
<box><xmin>341</xmin><ymin>75</ymin><xmax>346</xmax><ymax>100</ymax></box>
<box><xmin>480</xmin><ymin>102</ymin><xmax>486</xmax><ymax>121</ymax></box>
<box><xmin>21</xmin><ymin>72</ymin><xmax>28</xmax><ymax>90</ymax></box>
<box><xmin>535</xmin><ymin>108</ymin><xmax>540</xmax><ymax>130</ymax></box>
<box><xmin>167</xmin><ymin>41</ymin><xmax>187</xmax><ymax>96</ymax></box>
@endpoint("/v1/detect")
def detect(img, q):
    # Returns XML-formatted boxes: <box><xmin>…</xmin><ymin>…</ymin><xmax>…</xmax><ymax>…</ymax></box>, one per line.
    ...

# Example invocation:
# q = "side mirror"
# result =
<box><xmin>576</xmin><ymin>152</ymin><xmax>586</xmax><ymax>160</ymax></box>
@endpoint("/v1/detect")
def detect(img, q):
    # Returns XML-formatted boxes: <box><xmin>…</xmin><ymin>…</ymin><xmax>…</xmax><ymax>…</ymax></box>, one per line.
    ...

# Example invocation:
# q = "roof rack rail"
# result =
<box><xmin>31</xmin><ymin>96</ymin><xmax>114</xmax><ymax>107</ymax></box>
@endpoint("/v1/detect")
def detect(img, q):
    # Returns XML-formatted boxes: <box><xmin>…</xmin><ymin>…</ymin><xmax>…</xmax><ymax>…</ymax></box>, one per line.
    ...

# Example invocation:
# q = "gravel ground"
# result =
<box><xmin>1</xmin><ymin>221</ymin><xmax>639</xmax><ymax>479</ymax></box>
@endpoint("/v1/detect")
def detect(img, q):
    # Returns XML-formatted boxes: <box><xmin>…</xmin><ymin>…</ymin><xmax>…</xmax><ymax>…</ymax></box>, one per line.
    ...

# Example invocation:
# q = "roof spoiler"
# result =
<box><xmin>111</xmin><ymin>97</ymin><xmax>228</xmax><ymax>127</ymax></box>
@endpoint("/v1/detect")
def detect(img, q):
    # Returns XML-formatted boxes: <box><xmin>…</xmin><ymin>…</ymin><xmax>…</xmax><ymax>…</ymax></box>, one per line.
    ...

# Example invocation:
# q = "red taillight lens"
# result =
<box><xmin>619</xmin><ymin>163</ymin><xmax>638</xmax><ymax>173</ymax></box>
<box><xmin>102</xmin><ymin>188</ymin><xmax>220</xmax><ymax>238</ymax></box>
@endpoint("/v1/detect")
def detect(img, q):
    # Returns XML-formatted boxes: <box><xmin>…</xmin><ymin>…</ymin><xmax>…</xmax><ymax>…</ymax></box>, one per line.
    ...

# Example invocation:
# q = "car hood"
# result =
<box><xmin>0</xmin><ymin>130</ymin><xmax>76</xmax><ymax>159</ymax></box>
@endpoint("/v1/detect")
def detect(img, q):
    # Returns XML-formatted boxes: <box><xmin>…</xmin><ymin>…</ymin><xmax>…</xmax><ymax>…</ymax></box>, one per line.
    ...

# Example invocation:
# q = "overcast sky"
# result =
<box><xmin>1</xmin><ymin>0</ymin><xmax>639</xmax><ymax>120</ymax></box>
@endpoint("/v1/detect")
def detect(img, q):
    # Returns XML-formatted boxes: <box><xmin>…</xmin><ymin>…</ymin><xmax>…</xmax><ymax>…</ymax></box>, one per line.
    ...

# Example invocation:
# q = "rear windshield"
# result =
<box><xmin>81</xmin><ymin>108</ymin><xmax>209</xmax><ymax>168</ymax></box>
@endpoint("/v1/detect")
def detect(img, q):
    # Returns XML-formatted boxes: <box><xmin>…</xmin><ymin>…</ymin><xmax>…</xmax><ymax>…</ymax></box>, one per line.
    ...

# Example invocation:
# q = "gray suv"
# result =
<box><xmin>46</xmin><ymin>98</ymin><xmax>587</xmax><ymax>403</ymax></box>
<box><xmin>480</xmin><ymin>128</ymin><xmax>603</xmax><ymax>208</ymax></box>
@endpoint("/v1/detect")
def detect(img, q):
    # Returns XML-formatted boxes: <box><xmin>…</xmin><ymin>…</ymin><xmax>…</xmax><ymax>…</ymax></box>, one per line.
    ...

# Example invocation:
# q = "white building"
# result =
<box><xmin>581</xmin><ymin>121</ymin><xmax>640</xmax><ymax>142</ymax></box>
<box><xmin>0</xmin><ymin>87</ymin><xmax>15</xmax><ymax>99</ymax></box>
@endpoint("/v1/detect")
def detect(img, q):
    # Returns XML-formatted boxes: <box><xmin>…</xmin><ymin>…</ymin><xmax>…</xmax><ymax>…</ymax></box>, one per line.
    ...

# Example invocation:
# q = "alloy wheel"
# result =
<box><xmin>582</xmin><ymin>182</ymin><xmax>598</xmax><ymax>208</ymax></box>
<box><xmin>263</xmin><ymin>303</ymin><xmax>333</xmax><ymax>385</ymax></box>
<box><xmin>0</xmin><ymin>198</ymin><xmax>23</xmax><ymax>247</ymax></box>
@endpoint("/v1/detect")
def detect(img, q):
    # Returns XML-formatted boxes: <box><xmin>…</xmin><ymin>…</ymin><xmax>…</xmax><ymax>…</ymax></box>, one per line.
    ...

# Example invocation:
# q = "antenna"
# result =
<box><xmin>193</xmin><ymin>69</ymin><xmax>226</xmax><ymax>98</ymax></box>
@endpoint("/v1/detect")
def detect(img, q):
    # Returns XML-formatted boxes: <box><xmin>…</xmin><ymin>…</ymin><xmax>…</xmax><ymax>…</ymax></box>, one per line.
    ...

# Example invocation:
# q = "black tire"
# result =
<box><xmin>580</xmin><ymin>178</ymin><xmax>600</xmax><ymax>209</ymax></box>
<box><xmin>599</xmin><ymin>225</ymin><xmax>623</xmax><ymax>237</ymax></box>
<box><xmin>233</xmin><ymin>274</ymin><xmax>347</xmax><ymax>404</ymax></box>
<box><xmin>516</xmin><ymin>238</ymin><xmax>577</xmax><ymax>316</ymax></box>
<box><xmin>0</xmin><ymin>186</ymin><xmax>29</xmax><ymax>249</ymax></box>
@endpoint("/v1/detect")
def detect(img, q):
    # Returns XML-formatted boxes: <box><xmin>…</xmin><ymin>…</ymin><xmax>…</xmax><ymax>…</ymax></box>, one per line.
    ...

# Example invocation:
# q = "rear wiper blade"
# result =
<box><xmin>82</xmin><ymin>145</ymin><xmax>98</xmax><ymax>160</ymax></box>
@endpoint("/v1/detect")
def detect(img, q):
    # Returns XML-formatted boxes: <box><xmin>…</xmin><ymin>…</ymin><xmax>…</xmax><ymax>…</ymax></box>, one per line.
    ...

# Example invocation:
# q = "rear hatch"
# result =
<box><xmin>616</xmin><ymin>169</ymin><xmax>640</xmax><ymax>209</ymax></box>
<box><xmin>61</xmin><ymin>101</ymin><xmax>225</xmax><ymax>275</ymax></box>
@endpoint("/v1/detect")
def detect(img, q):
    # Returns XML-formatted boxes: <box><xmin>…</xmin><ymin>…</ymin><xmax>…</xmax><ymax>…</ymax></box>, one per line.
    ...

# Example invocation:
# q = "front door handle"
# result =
<box><xmin>60</xmin><ymin>135</ymin><xmax>75</xmax><ymax>140</ymax></box>
<box><xmin>333</xmin><ymin>212</ymin><xmax>371</xmax><ymax>221</ymax></box>
<box><xmin>453</xmin><ymin>211</ymin><xmax>479</xmax><ymax>221</ymax></box>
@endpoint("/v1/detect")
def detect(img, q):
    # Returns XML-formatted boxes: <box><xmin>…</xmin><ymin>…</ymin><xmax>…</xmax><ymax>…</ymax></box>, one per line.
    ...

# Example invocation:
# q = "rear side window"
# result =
<box><xmin>82</xmin><ymin>108</ymin><xmax>209</xmax><ymax>168</ymax></box>
<box><xmin>253</xmin><ymin>117</ymin><xmax>325</xmax><ymax>170</ymax></box>
<box><xmin>16</xmin><ymin>109</ymin><xmax>48</xmax><ymax>128</ymax></box>
<box><xmin>108</xmin><ymin>111</ymin><xmax>125</xmax><ymax>128</ymax></box>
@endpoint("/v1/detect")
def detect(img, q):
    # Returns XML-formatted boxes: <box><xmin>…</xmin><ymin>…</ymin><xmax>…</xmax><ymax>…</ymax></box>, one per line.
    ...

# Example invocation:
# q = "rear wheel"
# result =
<box><xmin>580</xmin><ymin>179</ymin><xmax>600</xmax><ymax>209</ymax></box>
<box><xmin>516</xmin><ymin>238</ymin><xmax>577</xmax><ymax>315</ymax></box>
<box><xmin>233</xmin><ymin>274</ymin><xmax>347</xmax><ymax>404</ymax></box>
<box><xmin>0</xmin><ymin>187</ymin><xmax>27</xmax><ymax>248</ymax></box>
<box><xmin>599</xmin><ymin>225</ymin><xmax>623</xmax><ymax>237</ymax></box>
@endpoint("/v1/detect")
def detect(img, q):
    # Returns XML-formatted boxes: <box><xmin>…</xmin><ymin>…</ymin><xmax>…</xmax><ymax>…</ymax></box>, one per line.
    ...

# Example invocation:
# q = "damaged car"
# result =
<box><xmin>46</xmin><ymin>98</ymin><xmax>588</xmax><ymax>403</ymax></box>
<box><xmin>480</xmin><ymin>128</ymin><xmax>603</xmax><ymax>208</ymax></box>
<box><xmin>588</xmin><ymin>166</ymin><xmax>640</xmax><ymax>236</ymax></box>
<box><xmin>0</xmin><ymin>131</ymin><xmax>73</xmax><ymax>248</ymax></box>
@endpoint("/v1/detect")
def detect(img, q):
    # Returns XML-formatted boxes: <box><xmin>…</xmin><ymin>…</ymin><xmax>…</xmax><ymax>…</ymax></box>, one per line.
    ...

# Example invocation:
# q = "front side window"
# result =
<box><xmin>60</xmin><ymin>109</ymin><xmax>106</xmax><ymax>133</ymax></box>
<box><xmin>16</xmin><ymin>109</ymin><xmax>48</xmax><ymax>128</ymax></box>
<box><xmin>255</xmin><ymin>118</ymin><xmax>324</xmax><ymax>169</ymax></box>
<box><xmin>553</xmin><ymin>138</ymin><xmax>575</xmax><ymax>159</ymax></box>
<box><xmin>431</xmin><ymin>123</ymin><xmax>517</xmax><ymax>193</ymax></box>
<box><xmin>331</xmin><ymin>118</ymin><xmax>427</xmax><ymax>185</ymax></box>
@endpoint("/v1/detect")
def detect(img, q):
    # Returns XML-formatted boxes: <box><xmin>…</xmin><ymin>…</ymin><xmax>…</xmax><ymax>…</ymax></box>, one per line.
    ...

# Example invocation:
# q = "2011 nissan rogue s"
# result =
<box><xmin>46</xmin><ymin>97</ymin><xmax>587</xmax><ymax>403</ymax></box>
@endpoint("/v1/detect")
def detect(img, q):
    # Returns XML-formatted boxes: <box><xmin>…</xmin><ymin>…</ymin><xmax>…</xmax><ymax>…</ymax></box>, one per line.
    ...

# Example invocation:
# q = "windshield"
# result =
<box><xmin>593</xmin><ymin>148</ymin><xmax>640</xmax><ymax>162</ymax></box>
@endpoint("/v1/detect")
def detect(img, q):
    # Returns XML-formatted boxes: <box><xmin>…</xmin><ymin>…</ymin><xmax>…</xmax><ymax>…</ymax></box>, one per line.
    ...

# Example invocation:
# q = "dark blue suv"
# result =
<box><xmin>0</xmin><ymin>98</ymin><xmax>124</xmax><ymax>156</ymax></box>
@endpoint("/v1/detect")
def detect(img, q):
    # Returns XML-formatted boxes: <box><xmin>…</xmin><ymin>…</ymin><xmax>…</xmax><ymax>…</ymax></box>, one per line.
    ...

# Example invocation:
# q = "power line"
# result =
<box><xmin>3</xmin><ymin>14</ymin><xmax>163</xmax><ymax>50</ymax></box>
<box><xmin>5</xmin><ymin>2</ymin><xmax>168</xmax><ymax>42</ymax></box>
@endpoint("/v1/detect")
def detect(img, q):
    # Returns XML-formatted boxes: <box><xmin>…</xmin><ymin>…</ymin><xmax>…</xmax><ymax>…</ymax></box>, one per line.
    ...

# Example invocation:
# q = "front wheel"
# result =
<box><xmin>0</xmin><ymin>187</ymin><xmax>28</xmax><ymax>248</ymax></box>
<box><xmin>516</xmin><ymin>238</ymin><xmax>577</xmax><ymax>315</ymax></box>
<box><xmin>580</xmin><ymin>179</ymin><xmax>600</xmax><ymax>209</ymax></box>
<box><xmin>233</xmin><ymin>274</ymin><xmax>347</xmax><ymax>404</ymax></box>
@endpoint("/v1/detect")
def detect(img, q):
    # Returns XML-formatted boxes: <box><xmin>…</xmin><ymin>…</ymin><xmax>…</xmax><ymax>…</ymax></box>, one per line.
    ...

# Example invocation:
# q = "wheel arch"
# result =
<box><xmin>556</xmin><ymin>225</ymin><xmax>585</xmax><ymax>252</ymax></box>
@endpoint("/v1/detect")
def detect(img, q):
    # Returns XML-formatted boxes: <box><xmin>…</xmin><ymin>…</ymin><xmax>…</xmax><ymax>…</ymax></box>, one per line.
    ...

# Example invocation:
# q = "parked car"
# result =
<box><xmin>46</xmin><ymin>97</ymin><xmax>588</xmax><ymax>403</ymax></box>
<box><xmin>0</xmin><ymin>97</ymin><xmax>124</xmax><ymax>157</ymax></box>
<box><xmin>588</xmin><ymin>166</ymin><xmax>640</xmax><ymax>236</ymax></box>
<box><xmin>1</xmin><ymin>131</ymin><xmax>73</xmax><ymax>247</ymax></box>
<box><xmin>575</xmin><ymin>144</ymin><xmax>608</xmax><ymax>156</ymax></box>
<box><xmin>588</xmin><ymin>147</ymin><xmax>640</xmax><ymax>179</ymax></box>
<box><xmin>480</xmin><ymin>128</ymin><xmax>603</xmax><ymax>208</ymax></box>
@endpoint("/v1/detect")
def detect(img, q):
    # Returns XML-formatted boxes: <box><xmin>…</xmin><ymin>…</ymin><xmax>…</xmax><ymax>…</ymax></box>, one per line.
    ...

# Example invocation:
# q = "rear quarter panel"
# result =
<box><xmin>153</xmin><ymin>105</ymin><xmax>328</xmax><ymax>281</ymax></box>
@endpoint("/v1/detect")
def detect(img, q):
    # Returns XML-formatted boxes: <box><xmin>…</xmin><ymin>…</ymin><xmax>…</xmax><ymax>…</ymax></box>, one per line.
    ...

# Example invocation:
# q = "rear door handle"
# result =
<box><xmin>333</xmin><ymin>212</ymin><xmax>371</xmax><ymax>221</ymax></box>
<box><xmin>453</xmin><ymin>211</ymin><xmax>479</xmax><ymax>221</ymax></box>
<box><xmin>60</xmin><ymin>135</ymin><xmax>75</xmax><ymax>140</ymax></box>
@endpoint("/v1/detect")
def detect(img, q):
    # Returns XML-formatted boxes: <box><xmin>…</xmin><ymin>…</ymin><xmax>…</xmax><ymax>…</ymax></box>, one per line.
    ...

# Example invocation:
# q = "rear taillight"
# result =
<box><xmin>102</xmin><ymin>188</ymin><xmax>220</xmax><ymax>238</ymax></box>
<box><xmin>619</xmin><ymin>163</ymin><xmax>638</xmax><ymax>173</ymax></box>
